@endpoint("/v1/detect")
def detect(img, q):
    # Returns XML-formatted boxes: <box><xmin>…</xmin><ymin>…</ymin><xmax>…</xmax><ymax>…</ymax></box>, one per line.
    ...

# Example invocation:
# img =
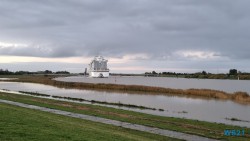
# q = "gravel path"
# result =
<box><xmin>0</xmin><ymin>99</ymin><xmax>220</xmax><ymax>141</ymax></box>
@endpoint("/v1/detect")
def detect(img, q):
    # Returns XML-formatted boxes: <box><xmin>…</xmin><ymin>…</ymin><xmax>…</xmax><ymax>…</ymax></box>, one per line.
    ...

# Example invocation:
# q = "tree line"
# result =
<box><xmin>145</xmin><ymin>69</ymin><xmax>250</xmax><ymax>80</ymax></box>
<box><xmin>0</xmin><ymin>69</ymin><xmax>70</xmax><ymax>75</ymax></box>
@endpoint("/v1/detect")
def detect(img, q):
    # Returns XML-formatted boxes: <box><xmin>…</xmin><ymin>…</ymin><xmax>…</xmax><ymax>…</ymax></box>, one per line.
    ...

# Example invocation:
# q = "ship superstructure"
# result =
<box><xmin>88</xmin><ymin>56</ymin><xmax>109</xmax><ymax>78</ymax></box>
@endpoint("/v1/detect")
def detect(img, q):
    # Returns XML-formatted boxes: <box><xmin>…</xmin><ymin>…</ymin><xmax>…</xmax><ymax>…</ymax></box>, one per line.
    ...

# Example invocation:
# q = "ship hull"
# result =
<box><xmin>89</xmin><ymin>71</ymin><xmax>109</xmax><ymax>78</ymax></box>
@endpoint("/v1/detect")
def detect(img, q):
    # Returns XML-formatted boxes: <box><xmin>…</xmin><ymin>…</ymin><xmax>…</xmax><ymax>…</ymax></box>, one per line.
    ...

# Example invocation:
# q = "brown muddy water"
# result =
<box><xmin>0</xmin><ymin>81</ymin><xmax>249</xmax><ymax>127</ymax></box>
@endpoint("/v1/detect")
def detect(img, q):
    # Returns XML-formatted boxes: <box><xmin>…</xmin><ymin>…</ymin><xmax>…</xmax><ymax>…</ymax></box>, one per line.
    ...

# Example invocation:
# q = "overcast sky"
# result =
<box><xmin>0</xmin><ymin>0</ymin><xmax>250</xmax><ymax>73</ymax></box>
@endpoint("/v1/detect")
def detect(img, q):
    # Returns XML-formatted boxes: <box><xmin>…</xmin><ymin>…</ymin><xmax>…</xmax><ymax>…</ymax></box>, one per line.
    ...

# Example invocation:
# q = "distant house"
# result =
<box><xmin>88</xmin><ymin>56</ymin><xmax>109</xmax><ymax>78</ymax></box>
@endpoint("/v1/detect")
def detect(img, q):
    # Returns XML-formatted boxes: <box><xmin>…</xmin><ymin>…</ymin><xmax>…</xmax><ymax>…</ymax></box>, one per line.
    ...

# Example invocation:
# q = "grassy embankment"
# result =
<box><xmin>0</xmin><ymin>92</ymin><xmax>249</xmax><ymax>141</ymax></box>
<box><xmin>2</xmin><ymin>75</ymin><xmax>250</xmax><ymax>104</ymax></box>
<box><xmin>0</xmin><ymin>103</ymin><xmax>179</xmax><ymax>141</ymax></box>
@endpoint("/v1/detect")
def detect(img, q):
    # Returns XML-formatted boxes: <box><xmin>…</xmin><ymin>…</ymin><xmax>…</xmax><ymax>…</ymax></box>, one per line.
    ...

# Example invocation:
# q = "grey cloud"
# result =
<box><xmin>0</xmin><ymin>0</ymin><xmax>250</xmax><ymax>72</ymax></box>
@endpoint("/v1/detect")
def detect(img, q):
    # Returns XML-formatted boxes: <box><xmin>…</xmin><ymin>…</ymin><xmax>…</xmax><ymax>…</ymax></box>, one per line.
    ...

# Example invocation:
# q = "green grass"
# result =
<box><xmin>1</xmin><ymin>92</ymin><xmax>249</xmax><ymax>141</ymax></box>
<box><xmin>0</xmin><ymin>103</ymin><xmax>180</xmax><ymax>141</ymax></box>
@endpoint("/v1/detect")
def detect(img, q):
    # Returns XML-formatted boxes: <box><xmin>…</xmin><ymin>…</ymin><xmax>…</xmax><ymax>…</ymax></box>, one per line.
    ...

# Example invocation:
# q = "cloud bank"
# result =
<box><xmin>0</xmin><ymin>0</ymin><xmax>250</xmax><ymax>73</ymax></box>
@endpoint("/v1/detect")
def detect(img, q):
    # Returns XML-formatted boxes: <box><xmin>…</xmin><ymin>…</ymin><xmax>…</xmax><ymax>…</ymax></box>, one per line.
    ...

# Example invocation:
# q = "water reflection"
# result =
<box><xmin>0</xmin><ymin>81</ymin><xmax>249</xmax><ymax>127</ymax></box>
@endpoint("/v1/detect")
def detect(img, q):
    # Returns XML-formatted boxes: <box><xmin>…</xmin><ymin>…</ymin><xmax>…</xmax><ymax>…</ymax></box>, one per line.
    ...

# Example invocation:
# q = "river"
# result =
<box><xmin>0</xmin><ymin>81</ymin><xmax>249</xmax><ymax>127</ymax></box>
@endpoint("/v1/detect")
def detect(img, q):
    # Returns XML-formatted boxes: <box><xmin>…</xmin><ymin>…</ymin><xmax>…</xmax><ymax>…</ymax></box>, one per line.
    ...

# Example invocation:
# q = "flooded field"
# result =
<box><xmin>0</xmin><ymin>81</ymin><xmax>249</xmax><ymax>127</ymax></box>
<box><xmin>55</xmin><ymin>76</ymin><xmax>250</xmax><ymax>94</ymax></box>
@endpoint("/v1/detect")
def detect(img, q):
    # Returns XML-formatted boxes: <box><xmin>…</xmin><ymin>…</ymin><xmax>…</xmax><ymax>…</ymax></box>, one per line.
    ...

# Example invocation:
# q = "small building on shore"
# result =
<box><xmin>88</xmin><ymin>56</ymin><xmax>109</xmax><ymax>78</ymax></box>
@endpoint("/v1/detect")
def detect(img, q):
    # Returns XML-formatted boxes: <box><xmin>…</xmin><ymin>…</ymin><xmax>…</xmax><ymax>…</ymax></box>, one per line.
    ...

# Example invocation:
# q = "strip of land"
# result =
<box><xmin>2</xmin><ymin>75</ymin><xmax>250</xmax><ymax>104</ymax></box>
<box><xmin>1</xmin><ymin>92</ymin><xmax>249</xmax><ymax>141</ymax></box>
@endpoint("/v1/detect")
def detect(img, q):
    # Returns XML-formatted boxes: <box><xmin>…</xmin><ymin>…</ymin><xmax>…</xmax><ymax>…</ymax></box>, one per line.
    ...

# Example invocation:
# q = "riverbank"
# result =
<box><xmin>0</xmin><ymin>92</ymin><xmax>249</xmax><ymax>141</ymax></box>
<box><xmin>1</xmin><ymin>75</ymin><xmax>250</xmax><ymax>104</ymax></box>
<box><xmin>1</xmin><ymin>102</ymin><xmax>178</xmax><ymax>141</ymax></box>
<box><xmin>1</xmin><ymin>99</ymin><xmax>219</xmax><ymax>141</ymax></box>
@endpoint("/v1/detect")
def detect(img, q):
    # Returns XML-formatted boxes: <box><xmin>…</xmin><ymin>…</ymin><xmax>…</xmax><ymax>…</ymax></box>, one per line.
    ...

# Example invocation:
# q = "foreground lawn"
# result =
<box><xmin>0</xmin><ymin>92</ymin><xmax>249</xmax><ymax>141</ymax></box>
<box><xmin>0</xmin><ymin>103</ymin><xmax>180</xmax><ymax>141</ymax></box>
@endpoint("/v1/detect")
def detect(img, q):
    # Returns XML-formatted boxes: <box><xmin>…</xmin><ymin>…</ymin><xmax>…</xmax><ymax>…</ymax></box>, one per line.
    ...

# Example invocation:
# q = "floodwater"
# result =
<box><xmin>0</xmin><ymin>81</ymin><xmax>249</xmax><ymax>127</ymax></box>
<box><xmin>55</xmin><ymin>76</ymin><xmax>250</xmax><ymax>94</ymax></box>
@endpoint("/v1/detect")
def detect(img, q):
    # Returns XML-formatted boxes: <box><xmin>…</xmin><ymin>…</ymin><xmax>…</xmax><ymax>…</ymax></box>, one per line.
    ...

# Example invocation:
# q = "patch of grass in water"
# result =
<box><xmin>19</xmin><ymin>91</ymin><xmax>50</xmax><ymax>97</ymax></box>
<box><xmin>18</xmin><ymin>91</ymin><xmax>160</xmax><ymax>111</ymax></box>
<box><xmin>225</xmin><ymin>117</ymin><xmax>250</xmax><ymax>123</ymax></box>
<box><xmin>52</xmin><ymin>95</ymin><xmax>158</xmax><ymax>110</ymax></box>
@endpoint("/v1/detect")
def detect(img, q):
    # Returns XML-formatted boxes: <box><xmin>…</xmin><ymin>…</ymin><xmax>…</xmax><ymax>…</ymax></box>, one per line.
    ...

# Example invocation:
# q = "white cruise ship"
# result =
<box><xmin>88</xmin><ymin>56</ymin><xmax>109</xmax><ymax>78</ymax></box>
